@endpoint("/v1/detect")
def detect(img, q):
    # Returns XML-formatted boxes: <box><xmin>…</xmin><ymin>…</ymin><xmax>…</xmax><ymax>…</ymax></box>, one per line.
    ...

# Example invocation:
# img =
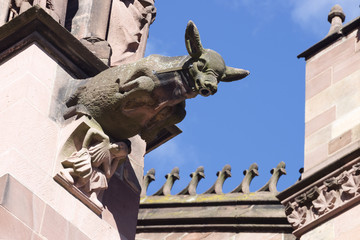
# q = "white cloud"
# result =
<box><xmin>146</xmin><ymin>138</ymin><xmax>199</xmax><ymax>170</ymax></box>
<box><xmin>290</xmin><ymin>0</ymin><xmax>360</xmax><ymax>36</ymax></box>
<box><xmin>213</xmin><ymin>0</ymin><xmax>359</xmax><ymax>37</ymax></box>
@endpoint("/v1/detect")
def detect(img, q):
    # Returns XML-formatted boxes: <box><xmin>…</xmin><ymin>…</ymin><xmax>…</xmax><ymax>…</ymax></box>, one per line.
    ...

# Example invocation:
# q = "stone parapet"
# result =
<box><xmin>137</xmin><ymin>192</ymin><xmax>294</xmax><ymax>240</ymax></box>
<box><xmin>137</xmin><ymin>163</ymin><xmax>295</xmax><ymax>239</ymax></box>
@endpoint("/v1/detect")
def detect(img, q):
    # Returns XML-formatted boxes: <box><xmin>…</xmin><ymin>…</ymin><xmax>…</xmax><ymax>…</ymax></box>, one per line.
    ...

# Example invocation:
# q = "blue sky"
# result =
<box><xmin>143</xmin><ymin>1</ymin><xmax>360</xmax><ymax>195</ymax></box>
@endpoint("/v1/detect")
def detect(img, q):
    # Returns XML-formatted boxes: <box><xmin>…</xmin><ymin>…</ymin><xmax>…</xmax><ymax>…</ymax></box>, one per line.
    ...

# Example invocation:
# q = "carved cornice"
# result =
<box><xmin>284</xmin><ymin>163</ymin><xmax>360</xmax><ymax>236</ymax></box>
<box><xmin>277</xmin><ymin>141</ymin><xmax>360</xmax><ymax>237</ymax></box>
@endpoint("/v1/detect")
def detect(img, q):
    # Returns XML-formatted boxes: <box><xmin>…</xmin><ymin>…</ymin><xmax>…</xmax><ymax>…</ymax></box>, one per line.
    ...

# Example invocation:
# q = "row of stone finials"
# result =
<box><xmin>141</xmin><ymin>161</ymin><xmax>289</xmax><ymax>197</ymax></box>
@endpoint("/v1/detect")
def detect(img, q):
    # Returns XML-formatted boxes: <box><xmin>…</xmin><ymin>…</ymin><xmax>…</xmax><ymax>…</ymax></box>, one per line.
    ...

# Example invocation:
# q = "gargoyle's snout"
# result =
<box><xmin>197</xmin><ymin>78</ymin><xmax>218</xmax><ymax>97</ymax></box>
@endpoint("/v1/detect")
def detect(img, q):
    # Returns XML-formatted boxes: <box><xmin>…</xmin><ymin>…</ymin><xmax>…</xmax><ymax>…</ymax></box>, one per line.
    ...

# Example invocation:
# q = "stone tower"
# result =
<box><xmin>278</xmin><ymin>5</ymin><xmax>360</xmax><ymax>239</ymax></box>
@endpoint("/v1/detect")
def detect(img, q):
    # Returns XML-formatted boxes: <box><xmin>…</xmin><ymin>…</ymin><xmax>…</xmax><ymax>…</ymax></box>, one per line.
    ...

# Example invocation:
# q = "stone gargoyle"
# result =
<box><xmin>65</xmin><ymin>21</ymin><xmax>250</xmax><ymax>143</ymax></box>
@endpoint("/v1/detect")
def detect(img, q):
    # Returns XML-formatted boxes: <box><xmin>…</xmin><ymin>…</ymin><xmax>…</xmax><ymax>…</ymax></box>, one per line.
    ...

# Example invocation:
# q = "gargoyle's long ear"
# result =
<box><xmin>185</xmin><ymin>20</ymin><xmax>204</xmax><ymax>59</ymax></box>
<box><xmin>221</xmin><ymin>67</ymin><xmax>250</xmax><ymax>82</ymax></box>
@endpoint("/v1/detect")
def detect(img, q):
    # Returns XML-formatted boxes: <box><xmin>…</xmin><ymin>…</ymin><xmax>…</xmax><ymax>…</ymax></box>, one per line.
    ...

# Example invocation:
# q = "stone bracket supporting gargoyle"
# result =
<box><xmin>54</xmin><ymin>117</ymin><xmax>130</xmax><ymax>214</ymax></box>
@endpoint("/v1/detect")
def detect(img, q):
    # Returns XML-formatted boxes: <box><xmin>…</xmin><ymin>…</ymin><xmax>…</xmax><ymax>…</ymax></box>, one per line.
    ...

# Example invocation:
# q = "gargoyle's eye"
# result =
<box><xmin>196</xmin><ymin>60</ymin><xmax>206</xmax><ymax>71</ymax></box>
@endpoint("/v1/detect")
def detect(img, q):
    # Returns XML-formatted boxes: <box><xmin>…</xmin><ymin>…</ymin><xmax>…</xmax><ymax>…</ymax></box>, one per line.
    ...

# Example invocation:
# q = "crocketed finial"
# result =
<box><xmin>141</xmin><ymin>168</ymin><xmax>156</xmax><ymax>197</ymax></box>
<box><xmin>204</xmin><ymin>164</ymin><xmax>232</xmax><ymax>194</ymax></box>
<box><xmin>152</xmin><ymin>167</ymin><xmax>180</xmax><ymax>196</ymax></box>
<box><xmin>257</xmin><ymin>161</ymin><xmax>286</xmax><ymax>193</ymax></box>
<box><xmin>327</xmin><ymin>4</ymin><xmax>345</xmax><ymax>36</ymax></box>
<box><xmin>177</xmin><ymin>166</ymin><xmax>205</xmax><ymax>195</ymax></box>
<box><xmin>231</xmin><ymin>163</ymin><xmax>259</xmax><ymax>193</ymax></box>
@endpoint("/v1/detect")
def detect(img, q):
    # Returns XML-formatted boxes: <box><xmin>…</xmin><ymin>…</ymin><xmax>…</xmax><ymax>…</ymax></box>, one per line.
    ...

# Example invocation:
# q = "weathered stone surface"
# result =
<box><xmin>0</xmin><ymin>206</ymin><xmax>34</xmax><ymax>240</ymax></box>
<box><xmin>138</xmin><ymin>191</ymin><xmax>291</xmax><ymax>235</ymax></box>
<box><xmin>305</xmin><ymin>106</ymin><xmax>336</xmax><ymax>138</ymax></box>
<box><xmin>328</xmin><ymin>130</ymin><xmax>352</xmax><ymax>154</ymax></box>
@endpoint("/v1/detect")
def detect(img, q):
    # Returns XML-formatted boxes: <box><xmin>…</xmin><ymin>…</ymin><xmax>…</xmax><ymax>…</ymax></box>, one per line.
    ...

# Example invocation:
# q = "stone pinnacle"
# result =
<box><xmin>327</xmin><ymin>4</ymin><xmax>345</xmax><ymax>35</ymax></box>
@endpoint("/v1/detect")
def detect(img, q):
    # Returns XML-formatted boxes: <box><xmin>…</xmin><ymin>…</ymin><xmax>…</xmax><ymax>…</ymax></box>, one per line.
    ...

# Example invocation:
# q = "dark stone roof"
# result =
<box><xmin>298</xmin><ymin>17</ymin><xmax>360</xmax><ymax>60</ymax></box>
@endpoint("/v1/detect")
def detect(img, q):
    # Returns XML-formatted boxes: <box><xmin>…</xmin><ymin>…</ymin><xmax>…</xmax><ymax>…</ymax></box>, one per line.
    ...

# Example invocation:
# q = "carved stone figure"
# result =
<box><xmin>59</xmin><ymin>127</ymin><xmax>130</xmax><ymax>208</ymax></box>
<box><xmin>6</xmin><ymin>0</ymin><xmax>67</xmax><ymax>24</ymax></box>
<box><xmin>65</xmin><ymin>21</ymin><xmax>249</xmax><ymax>143</ymax></box>
<box><xmin>107</xmin><ymin>0</ymin><xmax>156</xmax><ymax>65</ymax></box>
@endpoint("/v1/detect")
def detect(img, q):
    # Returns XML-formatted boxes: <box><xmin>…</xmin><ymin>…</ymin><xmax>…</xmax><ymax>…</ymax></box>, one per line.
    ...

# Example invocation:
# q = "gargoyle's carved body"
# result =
<box><xmin>66</xmin><ymin>21</ymin><xmax>249</xmax><ymax>142</ymax></box>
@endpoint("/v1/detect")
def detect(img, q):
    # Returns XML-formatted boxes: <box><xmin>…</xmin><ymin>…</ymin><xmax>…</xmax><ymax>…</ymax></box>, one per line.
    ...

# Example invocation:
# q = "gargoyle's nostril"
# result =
<box><xmin>200</xmin><ymin>89</ymin><xmax>211</xmax><ymax>96</ymax></box>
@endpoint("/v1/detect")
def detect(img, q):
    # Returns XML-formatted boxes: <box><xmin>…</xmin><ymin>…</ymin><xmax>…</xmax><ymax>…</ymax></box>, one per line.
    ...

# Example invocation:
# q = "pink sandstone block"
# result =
<box><xmin>306</xmin><ymin>68</ymin><xmax>332</xmax><ymax>100</ymax></box>
<box><xmin>334</xmin><ymin>202</ymin><xmax>360</xmax><ymax>238</ymax></box>
<box><xmin>136</xmin><ymin>232</ymin><xmax>172</xmax><ymax>240</ymax></box>
<box><xmin>336</xmin><ymin>227</ymin><xmax>360</xmax><ymax>240</ymax></box>
<box><xmin>32</xmin><ymin>232</ymin><xmax>46</xmax><ymax>240</ymax></box>
<box><xmin>306</xmin><ymin>35</ymin><xmax>355</xmax><ymax>81</ymax></box>
<box><xmin>300</xmin><ymin>219</ymin><xmax>335</xmax><ymax>240</ymax></box>
<box><xmin>0</xmin><ymin>72</ymin><xmax>52</xmax><ymax>116</ymax></box>
<box><xmin>181</xmin><ymin>232</ymin><xmax>212</xmax><ymax>240</ymax></box>
<box><xmin>0</xmin><ymin>206</ymin><xmax>34</xmax><ymax>240</ymax></box>
<box><xmin>235</xmin><ymin>232</ymin><xmax>281</xmax><ymax>240</ymax></box>
<box><xmin>0</xmin><ymin>46</ymin><xmax>34</xmax><ymax>88</ymax></box>
<box><xmin>0</xmin><ymin>99</ymin><xmax>59</xmax><ymax>174</ymax></box>
<box><xmin>165</xmin><ymin>232</ymin><xmax>187</xmax><ymax>240</ymax></box>
<box><xmin>0</xmin><ymin>44</ymin><xmax>58</xmax><ymax>92</ymax></box>
<box><xmin>328</xmin><ymin>130</ymin><xmax>352</xmax><ymax>154</ymax></box>
<box><xmin>304</xmin><ymin>125</ymin><xmax>331</xmax><ymax>154</ymax></box>
<box><xmin>305</xmin><ymin>106</ymin><xmax>336</xmax><ymax>137</ymax></box>
<box><xmin>0</xmin><ymin>149</ymin><xmax>123</xmax><ymax>239</ymax></box>
<box><xmin>27</xmin><ymin>43</ymin><xmax>57</xmax><ymax>90</ymax></box>
<box><xmin>202</xmin><ymin>232</ymin><xmax>235</xmax><ymax>240</ymax></box>
<box><xmin>0</xmin><ymin>174</ymin><xmax>46</xmax><ymax>234</ymax></box>
<box><xmin>41</xmin><ymin>205</ymin><xmax>91</xmax><ymax>240</ymax></box>
<box><xmin>304</xmin><ymin>143</ymin><xmax>328</xmax><ymax>172</ymax></box>
<box><xmin>333</xmin><ymin>51</ymin><xmax>360</xmax><ymax>83</ymax></box>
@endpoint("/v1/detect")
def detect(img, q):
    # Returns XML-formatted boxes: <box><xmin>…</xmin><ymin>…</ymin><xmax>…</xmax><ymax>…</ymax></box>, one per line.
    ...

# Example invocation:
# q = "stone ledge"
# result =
<box><xmin>138</xmin><ymin>192</ymin><xmax>292</xmax><ymax>233</ymax></box>
<box><xmin>140</xmin><ymin>192</ymin><xmax>280</xmax><ymax>206</ymax></box>
<box><xmin>0</xmin><ymin>5</ymin><xmax>108</xmax><ymax>78</ymax></box>
<box><xmin>54</xmin><ymin>174</ymin><xmax>102</xmax><ymax>216</ymax></box>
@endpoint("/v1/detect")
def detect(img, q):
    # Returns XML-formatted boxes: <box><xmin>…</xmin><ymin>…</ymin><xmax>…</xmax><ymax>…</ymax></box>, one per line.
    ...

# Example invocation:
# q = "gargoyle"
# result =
<box><xmin>65</xmin><ymin>21</ymin><xmax>249</xmax><ymax>143</ymax></box>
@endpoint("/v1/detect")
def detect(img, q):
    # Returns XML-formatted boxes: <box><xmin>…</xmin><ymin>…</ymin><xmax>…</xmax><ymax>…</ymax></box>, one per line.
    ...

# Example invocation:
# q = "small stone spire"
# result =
<box><xmin>327</xmin><ymin>4</ymin><xmax>345</xmax><ymax>35</ymax></box>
